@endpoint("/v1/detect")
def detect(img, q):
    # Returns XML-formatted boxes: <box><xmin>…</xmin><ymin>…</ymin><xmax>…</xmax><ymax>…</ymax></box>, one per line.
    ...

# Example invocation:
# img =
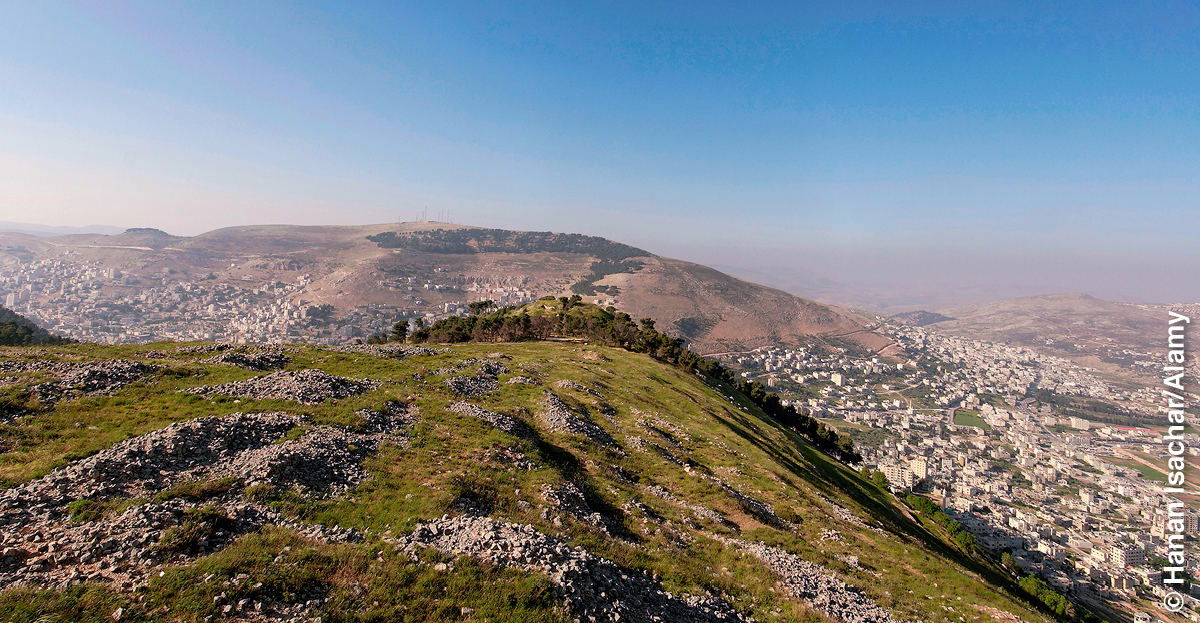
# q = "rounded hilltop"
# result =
<box><xmin>0</xmin><ymin>334</ymin><xmax>1056</xmax><ymax>623</ymax></box>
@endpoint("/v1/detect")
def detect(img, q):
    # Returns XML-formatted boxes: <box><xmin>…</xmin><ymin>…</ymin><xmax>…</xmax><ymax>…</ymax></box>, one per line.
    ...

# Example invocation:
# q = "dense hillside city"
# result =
<box><xmin>0</xmin><ymin>253</ymin><xmax>539</xmax><ymax>344</ymax></box>
<box><xmin>724</xmin><ymin>321</ymin><xmax>1198</xmax><ymax>621</ymax></box>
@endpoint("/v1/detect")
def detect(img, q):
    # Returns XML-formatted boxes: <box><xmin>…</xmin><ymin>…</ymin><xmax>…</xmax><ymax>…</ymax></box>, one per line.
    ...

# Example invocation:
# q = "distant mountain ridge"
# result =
<box><xmin>0</xmin><ymin>221</ymin><xmax>125</xmax><ymax>237</ymax></box>
<box><xmin>0</xmin><ymin>223</ymin><xmax>891</xmax><ymax>354</ymax></box>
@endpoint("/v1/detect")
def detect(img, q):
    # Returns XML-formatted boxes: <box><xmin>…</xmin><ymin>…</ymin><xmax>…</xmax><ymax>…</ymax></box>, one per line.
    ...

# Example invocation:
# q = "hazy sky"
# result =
<box><xmin>2</xmin><ymin>1</ymin><xmax>1197</xmax><ymax>308</ymax></box>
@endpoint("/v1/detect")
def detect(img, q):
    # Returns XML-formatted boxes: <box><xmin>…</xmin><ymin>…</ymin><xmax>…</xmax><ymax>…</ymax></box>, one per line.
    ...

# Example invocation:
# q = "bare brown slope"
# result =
<box><xmin>933</xmin><ymin>293</ymin><xmax>1161</xmax><ymax>350</ymax></box>
<box><xmin>931</xmin><ymin>292</ymin><xmax>1165</xmax><ymax>380</ymax></box>
<box><xmin>600</xmin><ymin>256</ymin><xmax>891</xmax><ymax>355</ymax></box>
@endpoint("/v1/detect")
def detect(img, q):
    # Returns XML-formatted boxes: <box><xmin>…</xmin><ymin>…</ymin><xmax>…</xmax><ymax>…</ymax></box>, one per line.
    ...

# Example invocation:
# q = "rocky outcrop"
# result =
<box><xmin>29</xmin><ymin>359</ymin><xmax>156</xmax><ymax>403</ymax></box>
<box><xmin>444</xmin><ymin>375</ymin><xmax>499</xmax><ymax>397</ymax></box>
<box><xmin>185</xmin><ymin>369</ymin><xmax>377</xmax><ymax>404</ymax></box>
<box><xmin>538</xmin><ymin>392</ymin><xmax>617</xmax><ymax>448</ymax></box>
<box><xmin>332</xmin><ymin>344</ymin><xmax>450</xmax><ymax>359</ymax></box>
<box><xmin>713</xmin><ymin>534</ymin><xmax>898</xmax><ymax>623</ymax></box>
<box><xmin>205</xmin><ymin>349</ymin><xmax>291</xmax><ymax>371</ymax></box>
<box><xmin>447</xmin><ymin>402</ymin><xmax>537</xmax><ymax>440</ymax></box>
<box><xmin>396</xmin><ymin>515</ymin><xmax>749</xmax><ymax>623</ymax></box>
<box><xmin>0</xmin><ymin>404</ymin><xmax>418</xmax><ymax>595</ymax></box>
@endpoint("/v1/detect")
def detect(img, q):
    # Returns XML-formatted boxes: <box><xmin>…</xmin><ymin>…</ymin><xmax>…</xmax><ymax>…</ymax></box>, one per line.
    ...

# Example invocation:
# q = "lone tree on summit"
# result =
<box><xmin>391</xmin><ymin>320</ymin><xmax>409</xmax><ymax>342</ymax></box>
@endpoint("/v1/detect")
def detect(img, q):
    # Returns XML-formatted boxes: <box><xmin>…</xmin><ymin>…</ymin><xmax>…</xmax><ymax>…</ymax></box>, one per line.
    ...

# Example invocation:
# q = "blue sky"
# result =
<box><xmin>1</xmin><ymin>1</ymin><xmax>1197</xmax><ymax>307</ymax></box>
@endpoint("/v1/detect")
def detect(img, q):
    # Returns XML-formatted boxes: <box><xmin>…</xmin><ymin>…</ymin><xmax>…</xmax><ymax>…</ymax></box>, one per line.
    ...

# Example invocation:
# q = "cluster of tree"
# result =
<box><xmin>405</xmin><ymin>296</ymin><xmax>862</xmax><ymax>463</ymax></box>
<box><xmin>570</xmin><ymin>259</ymin><xmax>644</xmax><ymax>296</ymax></box>
<box><xmin>366</xmin><ymin>228</ymin><xmax>649</xmax><ymax>261</ymax></box>
<box><xmin>1001</xmin><ymin>556</ymin><xmax>1094</xmax><ymax>622</ymax></box>
<box><xmin>0</xmin><ymin>306</ymin><xmax>73</xmax><ymax>346</ymax></box>
<box><xmin>365</xmin><ymin>320</ymin><xmax>412</xmax><ymax>345</ymax></box>
<box><xmin>1018</xmin><ymin>575</ymin><xmax>1073</xmax><ymax>618</ymax></box>
<box><xmin>905</xmin><ymin>494</ymin><xmax>975</xmax><ymax>553</ymax></box>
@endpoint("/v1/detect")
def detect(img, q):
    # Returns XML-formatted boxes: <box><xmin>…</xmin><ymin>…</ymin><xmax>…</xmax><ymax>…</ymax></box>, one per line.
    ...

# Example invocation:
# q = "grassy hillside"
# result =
<box><xmin>0</xmin><ymin>340</ymin><xmax>1052</xmax><ymax>623</ymax></box>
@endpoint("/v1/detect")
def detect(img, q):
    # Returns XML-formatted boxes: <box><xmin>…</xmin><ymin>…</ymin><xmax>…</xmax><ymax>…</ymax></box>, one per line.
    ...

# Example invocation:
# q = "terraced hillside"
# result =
<box><xmin>0</xmin><ymin>341</ymin><xmax>1051</xmax><ymax>623</ymax></box>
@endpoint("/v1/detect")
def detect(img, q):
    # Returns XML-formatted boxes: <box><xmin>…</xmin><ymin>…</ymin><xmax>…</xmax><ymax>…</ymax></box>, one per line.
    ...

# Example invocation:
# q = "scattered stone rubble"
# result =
<box><xmin>506</xmin><ymin>375</ymin><xmax>541</xmax><ymax>385</ymax></box>
<box><xmin>434</xmin><ymin>358</ymin><xmax>508</xmax><ymax>377</ymax></box>
<box><xmin>629</xmin><ymin>435</ymin><xmax>687</xmax><ymax>467</ymax></box>
<box><xmin>447</xmin><ymin>402</ymin><xmax>537</xmax><ymax>440</ymax></box>
<box><xmin>332</xmin><ymin>344</ymin><xmax>450</xmax><ymax>359</ymax></box>
<box><xmin>477</xmin><ymin>446</ymin><xmax>537</xmax><ymax>471</ymax></box>
<box><xmin>186</xmin><ymin>369</ymin><xmax>378</xmax><ymax>405</ymax></box>
<box><xmin>395</xmin><ymin>515</ymin><xmax>750</xmax><ymax>623</ymax></box>
<box><xmin>553</xmin><ymin>379</ymin><xmax>601</xmax><ymax>397</ymax></box>
<box><xmin>206</xmin><ymin>422</ymin><xmax>407</xmax><ymax>498</ymax></box>
<box><xmin>36</xmin><ymin>407</ymin><xmax>416</xmax><ymax>503</ymax></box>
<box><xmin>538</xmin><ymin>392</ymin><xmax>618</xmax><ymax>448</ymax></box>
<box><xmin>175</xmin><ymin>344</ymin><xmax>234</xmax><ymax>354</ymax></box>
<box><xmin>836</xmin><ymin>554</ymin><xmax>881</xmax><ymax>578</ymax></box>
<box><xmin>699</xmin><ymin>474</ymin><xmax>785</xmax><ymax>527</ymax></box>
<box><xmin>444</xmin><ymin>375</ymin><xmax>500</xmax><ymax>397</ymax></box>
<box><xmin>0</xmin><ymin>494</ymin><xmax>358</xmax><ymax>594</ymax></box>
<box><xmin>30</xmin><ymin>359</ymin><xmax>157</xmax><ymax>403</ymax></box>
<box><xmin>60</xmin><ymin>412</ymin><xmax>301</xmax><ymax>500</ymax></box>
<box><xmin>815</xmin><ymin>492</ymin><xmax>888</xmax><ymax>536</ymax></box>
<box><xmin>477</xmin><ymin>360</ymin><xmax>510</xmax><ymax>377</ymax></box>
<box><xmin>713</xmin><ymin>535</ymin><xmax>899</xmax><ymax>623</ymax></box>
<box><xmin>540</xmin><ymin>482</ymin><xmax>623</xmax><ymax>536</ymax></box>
<box><xmin>644</xmin><ymin>485</ymin><xmax>734</xmax><ymax>528</ymax></box>
<box><xmin>442</xmin><ymin>358</ymin><xmax>509</xmax><ymax>397</ymax></box>
<box><xmin>634</xmin><ymin>409</ymin><xmax>693</xmax><ymax>446</ymax></box>
<box><xmin>205</xmin><ymin>349</ymin><xmax>291</xmax><ymax>371</ymax></box>
<box><xmin>0</xmin><ymin>405</ymin><xmax>420</xmax><ymax>597</ymax></box>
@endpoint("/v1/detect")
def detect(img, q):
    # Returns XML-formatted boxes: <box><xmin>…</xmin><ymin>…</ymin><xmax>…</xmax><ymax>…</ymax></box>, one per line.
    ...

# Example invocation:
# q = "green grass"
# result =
<box><xmin>953</xmin><ymin>410</ymin><xmax>992</xmax><ymax>431</ymax></box>
<box><xmin>146</xmin><ymin>526</ymin><xmax>571</xmax><ymax>623</ymax></box>
<box><xmin>67</xmin><ymin>497</ymin><xmax>145</xmax><ymax>523</ymax></box>
<box><xmin>1107</xmin><ymin>458</ymin><xmax>1167</xmax><ymax>482</ymax></box>
<box><xmin>0</xmin><ymin>341</ymin><xmax>1053</xmax><ymax>623</ymax></box>
<box><xmin>0</xmin><ymin>584</ymin><xmax>141</xmax><ymax>623</ymax></box>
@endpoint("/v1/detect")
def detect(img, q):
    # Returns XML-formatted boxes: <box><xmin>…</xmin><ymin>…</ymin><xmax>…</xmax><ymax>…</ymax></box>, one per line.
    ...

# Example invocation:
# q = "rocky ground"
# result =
<box><xmin>394</xmin><ymin>515</ymin><xmax>750</xmax><ymax>623</ymax></box>
<box><xmin>538</xmin><ymin>391</ymin><xmax>618</xmax><ymax>449</ymax></box>
<box><xmin>332</xmin><ymin>344</ymin><xmax>450</xmax><ymax>359</ymax></box>
<box><xmin>185</xmin><ymin>369</ymin><xmax>378</xmax><ymax>404</ymax></box>
<box><xmin>9</xmin><ymin>358</ymin><xmax>158</xmax><ymax>405</ymax></box>
<box><xmin>204</xmin><ymin>349</ymin><xmax>292</xmax><ymax>371</ymax></box>
<box><xmin>715</xmin><ymin>535</ymin><xmax>899</xmax><ymax>623</ymax></box>
<box><xmin>540</xmin><ymin>482</ymin><xmax>625</xmax><ymax>537</ymax></box>
<box><xmin>441</xmin><ymin>358</ymin><xmax>511</xmax><ymax>398</ymax></box>
<box><xmin>0</xmin><ymin>402</ymin><xmax>418</xmax><ymax>620</ymax></box>
<box><xmin>444</xmin><ymin>374</ymin><xmax>500</xmax><ymax>397</ymax></box>
<box><xmin>447</xmin><ymin>401</ymin><xmax>538</xmax><ymax>440</ymax></box>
